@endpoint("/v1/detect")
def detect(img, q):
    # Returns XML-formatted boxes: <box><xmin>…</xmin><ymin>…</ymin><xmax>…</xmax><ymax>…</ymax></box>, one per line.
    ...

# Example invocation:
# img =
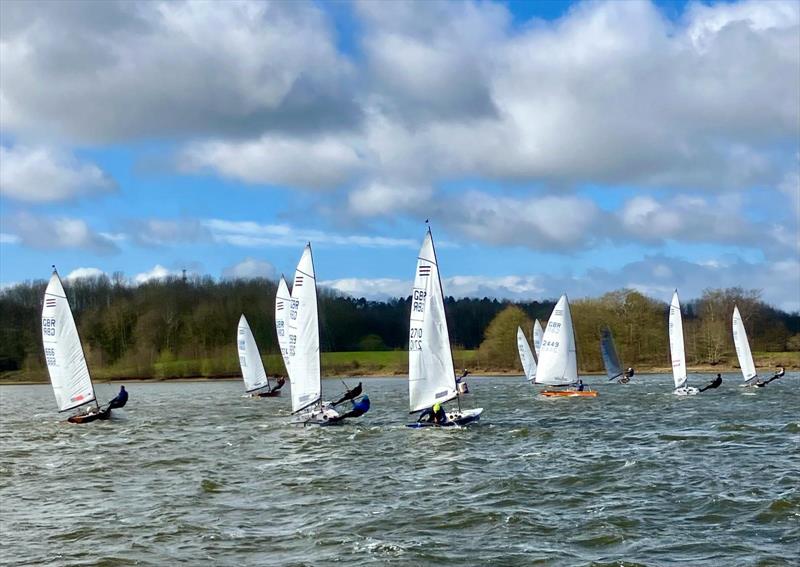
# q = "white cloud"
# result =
<box><xmin>133</xmin><ymin>264</ymin><xmax>176</xmax><ymax>284</ymax></box>
<box><xmin>222</xmin><ymin>257</ymin><xmax>276</xmax><ymax>280</ymax></box>
<box><xmin>65</xmin><ymin>267</ymin><xmax>106</xmax><ymax>280</ymax></box>
<box><xmin>0</xmin><ymin>145</ymin><xmax>115</xmax><ymax>203</ymax></box>
<box><xmin>130</xmin><ymin>219</ymin><xmax>209</xmax><ymax>246</ymax></box>
<box><xmin>0</xmin><ymin>233</ymin><xmax>20</xmax><ymax>244</ymax></box>
<box><xmin>181</xmin><ymin>135</ymin><xmax>362</xmax><ymax>189</ymax></box>
<box><xmin>3</xmin><ymin>213</ymin><xmax>119</xmax><ymax>253</ymax></box>
<box><xmin>347</xmin><ymin>182</ymin><xmax>432</xmax><ymax>216</ymax></box>
<box><xmin>204</xmin><ymin>219</ymin><xmax>416</xmax><ymax>249</ymax></box>
<box><xmin>1</xmin><ymin>0</ymin><xmax>358</xmax><ymax>143</ymax></box>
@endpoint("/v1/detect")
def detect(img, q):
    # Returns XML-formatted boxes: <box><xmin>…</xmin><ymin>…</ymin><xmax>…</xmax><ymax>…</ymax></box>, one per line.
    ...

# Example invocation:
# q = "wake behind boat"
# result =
<box><xmin>283</xmin><ymin>245</ymin><xmax>369</xmax><ymax>426</ymax></box>
<box><xmin>407</xmin><ymin>227</ymin><xmax>482</xmax><ymax>428</ymax></box>
<box><xmin>42</xmin><ymin>267</ymin><xmax>123</xmax><ymax>423</ymax></box>
<box><xmin>535</xmin><ymin>294</ymin><xmax>597</xmax><ymax>398</ymax></box>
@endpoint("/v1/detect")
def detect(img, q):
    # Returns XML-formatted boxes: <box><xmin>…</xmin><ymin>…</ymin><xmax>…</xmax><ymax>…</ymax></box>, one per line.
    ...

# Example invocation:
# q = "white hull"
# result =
<box><xmin>291</xmin><ymin>403</ymin><xmax>340</xmax><ymax>426</ymax></box>
<box><xmin>673</xmin><ymin>386</ymin><xmax>699</xmax><ymax>396</ymax></box>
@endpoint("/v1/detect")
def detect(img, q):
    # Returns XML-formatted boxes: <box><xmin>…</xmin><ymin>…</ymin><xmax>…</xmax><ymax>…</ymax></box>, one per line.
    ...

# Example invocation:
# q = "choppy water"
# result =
<box><xmin>1</xmin><ymin>373</ymin><xmax>798</xmax><ymax>566</ymax></box>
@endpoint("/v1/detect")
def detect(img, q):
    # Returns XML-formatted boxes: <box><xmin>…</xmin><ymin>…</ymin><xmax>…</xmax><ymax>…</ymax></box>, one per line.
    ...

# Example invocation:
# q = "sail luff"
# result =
<box><xmin>42</xmin><ymin>271</ymin><xmax>97</xmax><ymax>412</ymax></box>
<box><xmin>732</xmin><ymin>305</ymin><xmax>757</xmax><ymax>382</ymax></box>
<box><xmin>668</xmin><ymin>291</ymin><xmax>687</xmax><ymax>389</ymax></box>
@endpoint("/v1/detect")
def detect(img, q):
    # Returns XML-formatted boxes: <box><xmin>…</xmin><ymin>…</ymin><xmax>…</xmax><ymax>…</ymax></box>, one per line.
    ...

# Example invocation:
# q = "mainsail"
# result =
<box><xmin>532</xmin><ymin>319</ymin><xmax>544</xmax><ymax>359</ymax></box>
<box><xmin>668</xmin><ymin>291</ymin><xmax>687</xmax><ymax>389</ymax></box>
<box><xmin>408</xmin><ymin>229</ymin><xmax>457</xmax><ymax>413</ymax></box>
<box><xmin>287</xmin><ymin>245</ymin><xmax>322</xmax><ymax>413</ymax></box>
<box><xmin>732</xmin><ymin>305</ymin><xmax>757</xmax><ymax>383</ymax></box>
<box><xmin>517</xmin><ymin>326</ymin><xmax>537</xmax><ymax>381</ymax></box>
<box><xmin>536</xmin><ymin>295</ymin><xmax>578</xmax><ymax>386</ymax></box>
<box><xmin>237</xmin><ymin>314</ymin><xmax>270</xmax><ymax>393</ymax></box>
<box><xmin>600</xmin><ymin>327</ymin><xmax>624</xmax><ymax>381</ymax></box>
<box><xmin>41</xmin><ymin>270</ymin><xmax>96</xmax><ymax>411</ymax></box>
<box><xmin>275</xmin><ymin>275</ymin><xmax>293</xmax><ymax>378</ymax></box>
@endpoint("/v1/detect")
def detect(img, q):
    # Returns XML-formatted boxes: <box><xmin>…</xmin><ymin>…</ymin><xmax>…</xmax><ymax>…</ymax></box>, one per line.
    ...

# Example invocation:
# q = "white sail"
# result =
<box><xmin>517</xmin><ymin>326</ymin><xmax>537</xmax><ymax>381</ymax></box>
<box><xmin>668</xmin><ymin>291</ymin><xmax>687</xmax><ymax>389</ymax></box>
<box><xmin>237</xmin><ymin>314</ymin><xmax>269</xmax><ymax>393</ymax></box>
<box><xmin>533</xmin><ymin>319</ymin><xmax>544</xmax><ymax>359</ymax></box>
<box><xmin>41</xmin><ymin>271</ymin><xmax>96</xmax><ymax>411</ymax></box>
<box><xmin>274</xmin><ymin>275</ymin><xmax>293</xmax><ymax>378</ymax></box>
<box><xmin>535</xmin><ymin>295</ymin><xmax>578</xmax><ymax>386</ymax></box>
<box><xmin>408</xmin><ymin>229</ymin><xmax>457</xmax><ymax>413</ymax></box>
<box><xmin>732</xmin><ymin>305</ymin><xmax>757</xmax><ymax>383</ymax></box>
<box><xmin>287</xmin><ymin>245</ymin><xmax>321</xmax><ymax>413</ymax></box>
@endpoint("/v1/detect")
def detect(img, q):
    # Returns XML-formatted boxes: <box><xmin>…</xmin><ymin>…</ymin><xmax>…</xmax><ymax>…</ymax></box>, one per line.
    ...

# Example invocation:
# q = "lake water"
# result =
<box><xmin>1</xmin><ymin>374</ymin><xmax>798</xmax><ymax>566</ymax></box>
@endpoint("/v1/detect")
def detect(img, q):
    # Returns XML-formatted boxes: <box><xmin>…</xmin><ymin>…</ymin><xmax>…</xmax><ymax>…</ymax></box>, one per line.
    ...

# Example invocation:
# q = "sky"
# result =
<box><xmin>0</xmin><ymin>0</ymin><xmax>798</xmax><ymax>311</ymax></box>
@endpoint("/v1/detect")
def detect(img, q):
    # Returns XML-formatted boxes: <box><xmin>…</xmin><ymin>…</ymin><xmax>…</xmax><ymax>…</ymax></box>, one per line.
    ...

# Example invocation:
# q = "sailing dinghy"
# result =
<box><xmin>733</xmin><ymin>305</ymin><xmax>761</xmax><ymax>387</ymax></box>
<box><xmin>285</xmin><ymin>244</ymin><xmax>369</xmax><ymax>426</ymax></box>
<box><xmin>533</xmin><ymin>319</ymin><xmax>543</xmax><ymax>359</ymax></box>
<box><xmin>237</xmin><ymin>314</ymin><xmax>283</xmax><ymax>397</ymax></box>
<box><xmin>669</xmin><ymin>291</ymin><xmax>699</xmax><ymax>396</ymax></box>
<box><xmin>600</xmin><ymin>327</ymin><xmax>634</xmax><ymax>383</ymax></box>
<box><xmin>536</xmin><ymin>294</ymin><xmax>597</xmax><ymax>398</ymax></box>
<box><xmin>517</xmin><ymin>326</ymin><xmax>537</xmax><ymax>382</ymax></box>
<box><xmin>407</xmin><ymin>228</ymin><xmax>483</xmax><ymax>427</ymax></box>
<box><xmin>41</xmin><ymin>268</ymin><xmax>110</xmax><ymax>423</ymax></box>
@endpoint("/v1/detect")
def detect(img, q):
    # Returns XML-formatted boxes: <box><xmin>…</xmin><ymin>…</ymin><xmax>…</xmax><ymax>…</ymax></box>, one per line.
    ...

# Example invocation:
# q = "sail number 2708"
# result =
<box><xmin>409</xmin><ymin>327</ymin><xmax>423</xmax><ymax>351</ymax></box>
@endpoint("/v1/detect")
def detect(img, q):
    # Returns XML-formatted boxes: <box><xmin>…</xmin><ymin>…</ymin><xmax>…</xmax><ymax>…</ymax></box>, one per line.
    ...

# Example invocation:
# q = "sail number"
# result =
<box><xmin>44</xmin><ymin>347</ymin><xmax>56</xmax><ymax>366</ymax></box>
<box><xmin>42</xmin><ymin>317</ymin><xmax>56</xmax><ymax>336</ymax></box>
<box><xmin>412</xmin><ymin>289</ymin><xmax>426</xmax><ymax>313</ymax></box>
<box><xmin>289</xmin><ymin>299</ymin><xmax>299</xmax><ymax>321</ymax></box>
<box><xmin>409</xmin><ymin>327</ymin><xmax>423</xmax><ymax>350</ymax></box>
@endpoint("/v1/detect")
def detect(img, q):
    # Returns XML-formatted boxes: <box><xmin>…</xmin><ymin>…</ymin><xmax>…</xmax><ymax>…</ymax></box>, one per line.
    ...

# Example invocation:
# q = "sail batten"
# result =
<box><xmin>237</xmin><ymin>314</ymin><xmax>269</xmax><ymax>393</ymax></box>
<box><xmin>600</xmin><ymin>327</ymin><xmax>623</xmax><ymax>380</ymax></box>
<box><xmin>732</xmin><ymin>305</ymin><xmax>757</xmax><ymax>383</ymax></box>
<box><xmin>408</xmin><ymin>230</ymin><xmax>457</xmax><ymax>413</ymax></box>
<box><xmin>287</xmin><ymin>245</ymin><xmax>322</xmax><ymax>413</ymax></box>
<box><xmin>535</xmin><ymin>295</ymin><xmax>578</xmax><ymax>386</ymax></box>
<box><xmin>668</xmin><ymin>291</ymin><xmax>687</xmax><ymax>389</ymax></box>
<box><xmin>42</xmin><ymin>271</ymin><xmax>96</xmax><ymax>412</ymax></box>
<box><xmin>517</xmin><ymin>326</ymin><xmax>537</xmax><ymax>381</ymax></box>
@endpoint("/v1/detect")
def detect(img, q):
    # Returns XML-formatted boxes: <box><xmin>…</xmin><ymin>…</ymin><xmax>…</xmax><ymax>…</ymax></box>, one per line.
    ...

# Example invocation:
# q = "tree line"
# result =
<box><xmin>0</xmin><ymin>275</ymin><xmax>797</xmax><ymax>377</ymax></box>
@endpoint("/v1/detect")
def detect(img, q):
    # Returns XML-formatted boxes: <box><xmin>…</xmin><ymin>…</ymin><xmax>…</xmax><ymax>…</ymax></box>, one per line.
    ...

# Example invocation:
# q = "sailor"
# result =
<box><xmin>106</xmin><ymin>385</ymin><xmax>128</xmax><ymax>410</ymax></box>
<box><xmin>624</xmin><ymin>367</ymin><xmax>635</xmax><ymax>379</ymax></box>
<box><xmin>273</xmin><ymin>377</ymin><xmax>286</xmax><ymax>391</ymax></box>
<box><xmin>699</xmin><ymin>373</ymin><xmax>722</xmax><ymax>392</ymax></box>
<box><xmin>456</xmin><ymin>369</ymin><xmax>470</xmax><ymax>394</ymax></box>
<box><xmin>333</xmin><ymin>382</ymin><xmax>363</xmax><ymax>406</ymax></box>
<box><xmin>576</xmin><ymin>380</ymin><xmax>585</xmax><ymax>392</ymax></box>
<box><xmin>432</xmin><ymin>402</ymin><xmax>447</xmax><ymax>424</ymax></box>
<box><xmin>757</xmin><ymin>366</ymin><xmax>786</xmax><ymax>387</ymax></box>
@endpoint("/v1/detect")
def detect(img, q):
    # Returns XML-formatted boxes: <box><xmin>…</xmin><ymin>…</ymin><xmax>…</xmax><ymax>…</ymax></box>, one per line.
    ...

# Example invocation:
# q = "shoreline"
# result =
<box><xmin>0</xmin><ymin>365</ymin><xmax>790</xmax><ymax>386</ymax></box>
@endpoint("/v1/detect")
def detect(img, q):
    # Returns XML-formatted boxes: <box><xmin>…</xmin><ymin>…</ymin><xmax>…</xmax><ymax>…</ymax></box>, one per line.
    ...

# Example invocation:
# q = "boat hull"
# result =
<box><xmin>251</xmin><ymin>389</ymin><xmax>282</xmax><ymax>398</ymax></box>
<box><xmin>407</xmin><ymin>407</ymin><xmax>483</xmax><ymax>428</ymax></box>
<box><xmin>673</xmin><ymin>386</ymin><xmax>700</xmax><ymax>396</ymax></box>
<box><xmin>291</xmin><ymin>404</ymin><xmax>341</xmax><ymax>426</ymax></box>
<box><xmin>67</xmin><ymin>408</ymin><xmax>111</xmax><ymax>424</ymax></box>
<box><xmin>541</xmin><ymin>390</ymin><xmax>598</xmax><ymax>398</ymax></box>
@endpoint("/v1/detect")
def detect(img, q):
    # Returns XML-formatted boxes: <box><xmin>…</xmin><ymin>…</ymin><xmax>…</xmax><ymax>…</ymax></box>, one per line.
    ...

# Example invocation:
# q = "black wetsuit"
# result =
<box><xmin>333</xmin><ymin>382</ymin><xmax>363</xmax><ymax>406</ymax></box>
<box><xmin>107</xmin><ymin>387</ymin><xmax>128</xmax><ymax>410</ymax></box>
<box><xmin>699</xmin><ymin>375</ymin><xmax>722</xmax><ymax>392</ymax></box>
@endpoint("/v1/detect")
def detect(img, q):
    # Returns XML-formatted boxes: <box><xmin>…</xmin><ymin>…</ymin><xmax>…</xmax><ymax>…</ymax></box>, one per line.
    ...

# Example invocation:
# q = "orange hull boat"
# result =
<box><xmin>541</xmin><ymin>390</ymin><xmax>598</xmax><ymax>398</ymax></box>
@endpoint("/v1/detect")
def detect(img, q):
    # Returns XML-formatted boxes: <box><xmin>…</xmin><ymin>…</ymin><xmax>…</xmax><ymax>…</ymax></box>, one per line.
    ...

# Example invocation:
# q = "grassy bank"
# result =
<box><xmin>2</xmin><ymin>350</ymin><xmax>797</xmax><ymax>384</ymax></box>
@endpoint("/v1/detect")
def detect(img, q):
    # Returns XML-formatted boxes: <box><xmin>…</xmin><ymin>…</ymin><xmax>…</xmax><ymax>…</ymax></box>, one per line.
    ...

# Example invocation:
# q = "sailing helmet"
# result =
<box><xmin>433</xmin><ymin>402</ymin><xmax>441</xmax><ymax>412</ymax></box>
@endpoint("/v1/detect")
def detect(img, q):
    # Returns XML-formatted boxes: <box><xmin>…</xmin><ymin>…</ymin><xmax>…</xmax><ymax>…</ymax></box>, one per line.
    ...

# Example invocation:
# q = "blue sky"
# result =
<box><xmin>1</xmin><ymin>0</ymin><xmax>798</xmax><ymax>310</ymax></box>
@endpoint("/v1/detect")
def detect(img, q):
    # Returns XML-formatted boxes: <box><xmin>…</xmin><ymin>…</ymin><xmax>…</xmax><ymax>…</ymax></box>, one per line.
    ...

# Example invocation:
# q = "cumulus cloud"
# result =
<box><xmin>133</xmin><ymin>264</ymin><xmax>176</xmax><ymax>284</ymax></box>
<box><xmin>0</xmin><ymin>0</ymin><xmax>358</xmax><ymax>143</ymax></box>
<box><xmin>0</xmin><ymin>145</ymin><xmax>116</xmax><ymax>203</ymax></box>
<box><xmin>3</xmin><ymin>213</ymin><xmax>119</xmax><ymax>253</ymax></box>
<box><xmin>181</xmin><ymin>135</ymin><xmax>362</xmax><ymax>190</ymax></box>
<box><xmin>222</xmin><ymin>257</ymin><xmax>276</xmax><ymax>280</ymax></box>
<box><xmin>65</xmin><ymin>267</ymin><xmax>106</xmax><ymax>280</ymax></box>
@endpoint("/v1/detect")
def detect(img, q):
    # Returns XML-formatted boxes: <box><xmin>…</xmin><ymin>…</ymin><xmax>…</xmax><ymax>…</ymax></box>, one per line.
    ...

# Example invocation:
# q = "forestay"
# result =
<box><xmin>536</xmin><ymin>295</ymin><xmax>578</xmax><ymax>386</ymax></box>
<box><xmin>408</xmin><ymin>229</ymin><xmax>457</xmax><ymax>413</ymax></box>
<box><xmin>732</xmin><ymin>305</ymin><xmax>757</xmax><ymax>383</ymax></box>
<box><xmin>237</xmin><ymin>314</ymin><xmax>269</xmax><ymax>393</ymax></box>
<box><xmin>288</xmin><ymin>245</ymin><xmax>322</xmax><ymax>413</ymax></box>
<box><xmin>668</xmin><ymin>291</ymin><xmax>687</xmax><ymax>389</ymax></box>
<box><xmin>600</xmin><ymin>327</ymin><xmax>623</xmax><ymax>380</ymax></box>
<box><xmin>41</xmin><ymin>271</ymin><xmax>96</xmax><ymax>412</ymax></box>
<box><xmin>533</xmin><ymin>319</ymin><xmax>544</xmax><ymax>359</ymax></box>
<box><xmin>517</xmin><ymin>326</ymin><xmax>537</xmax><ymax>381</ymax></box>
<box><xmin>275</xmin><ymin>276</ymin><xmax>293</xmax><ymax>378</ymax></box>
